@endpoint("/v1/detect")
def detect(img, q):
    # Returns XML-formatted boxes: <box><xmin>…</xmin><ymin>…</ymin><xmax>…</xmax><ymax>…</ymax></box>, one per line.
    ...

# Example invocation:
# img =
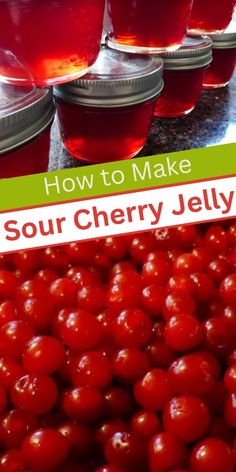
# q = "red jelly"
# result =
<box><xmin>154</xmin><ymin>37</ymin><xmax>212</xmax><ymax>118</ymax></box>
<box><xmin>203</xmin><ymin>28</ymin><xmax>236</xmax><ymax>89</ymax></box>
<box><xmin>188</xmin><ymin>0</ymin><xmax>236</xmax><ymax>33</ymax></box>
<box><xmin>0</xmin><ymin>84</ymin><xmax>54</xmax><ymax>178</ymax></box>
<box><xmin>54</xmin><ymin>48</ymin><xmax>163</xmax><ymax>163</ymax></box>
<box><xmin>106</xmin><ymin>0</ymin><xmax>194</xmax><ymax>53</ymax></box>
<box><xmin>0</xmin><ymin>0</ymin><xmax>105</xmax><ymax>86</ymax></box>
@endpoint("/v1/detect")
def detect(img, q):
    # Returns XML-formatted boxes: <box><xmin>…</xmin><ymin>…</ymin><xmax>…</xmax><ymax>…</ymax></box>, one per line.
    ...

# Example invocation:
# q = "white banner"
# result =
<box><xmin>0</xmin><ymin>176</ymin><xmax>236</xmax><ymax>253</ymax></box>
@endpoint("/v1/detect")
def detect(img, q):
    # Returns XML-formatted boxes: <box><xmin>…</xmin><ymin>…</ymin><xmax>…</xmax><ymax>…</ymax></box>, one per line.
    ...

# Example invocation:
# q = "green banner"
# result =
<box><xmin>0</xmin><ymin>143</ymin><xmax>235</xmax><ymax>212</ymax></box>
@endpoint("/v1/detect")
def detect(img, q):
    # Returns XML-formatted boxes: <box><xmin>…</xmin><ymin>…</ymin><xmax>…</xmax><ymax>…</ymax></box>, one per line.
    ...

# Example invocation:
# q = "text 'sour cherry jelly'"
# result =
<box><xmin>54</xmin><ymin>48</ymin><xmax>163</xmax><ymax>164</ymax></box>
<box><xmin>188</xmin><ymin>0</ymin><xmax>236</xmax><ymax>33</ymax></box>
<box><xmin>203</xmin><ymin>26</ymin><xmax>236</xmax><ymax>89</ymax></box>
<box><xmin>0</xmin><ymin>84</ymin><xmax>54</xmax><ymax>178</ymax></box>
<box><xmin>154</xmin><ymin>37</ymin><xmax>212</xmax><ymax>118</ymax></box>
<box><xmin>106</xmin><ymin>0</ymin><xmax>194</xmax><ymax>53</ymax></box>
<box><xmin>0</xmin><ymin>0</ymin><xmax>105</xmax><ymax>87</ymax></box>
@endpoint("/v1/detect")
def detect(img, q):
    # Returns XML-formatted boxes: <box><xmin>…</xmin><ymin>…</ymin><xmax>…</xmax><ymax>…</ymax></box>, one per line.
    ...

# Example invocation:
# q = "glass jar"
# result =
<box><xmin>106</xmin><ymin>0</ymin><xmax>194</xmax><ymax>53</ymax></box>
<box><xmin>0</xmin><ymin>0</ymin><xmax>105</xmax><ymax>87</ymax></box>
<box><xmin>154</xmin><ymin>36</ymin><xmax>212</xmax><ymax>118</ymax></box>
<box><xmin>54</xmin><ymin>47</ymin><xmax>163</xmax><ymax>164</ymax></box>
<box><xmin>0</xmin><ymin>84</ymin><xmax>54</xmax><ymax>178</ymax></box>
<box><xmin>188</xmin><ymin>0</ymin><xmax>236</xmax><ymax>34</ymax></box>
<box><xmin>203</xmin><ymin>26</ymin><xmax>236</xmax><ymax>88</ymax></box>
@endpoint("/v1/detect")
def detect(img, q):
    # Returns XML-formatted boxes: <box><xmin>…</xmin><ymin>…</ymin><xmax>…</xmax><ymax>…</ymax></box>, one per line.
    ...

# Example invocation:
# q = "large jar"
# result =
<box><xmin>203</xmin><ymin>26</ymin><xmax>236</xmax><ymax>88</ymax></box>
<box><xmin>188</xmin><ymin>0</ymin><xmax>236</xmax><ymax>34</ymax></box>
<box><xmin>54</xmin><ymin>48</ymin><xmax>163</xmax><ymax>163</ymax></box>
<box><xmin>0</xmin><ymin>0</ymin><xmax>105</xmax><ymax>86</ymax></box>
<box><xmin>106</xmin><ymin>0</ymin><xmax>194</xmax><ymax>53</ymax></box>
<box><xmin>0</xmin><ymin>84</ymin><xmax>54</xmax><ymax>178</ymax></box>
<box><xmin>154</xmin><ymin>37</ymin><xmax>212</xmax><ymax>118</ymax></box>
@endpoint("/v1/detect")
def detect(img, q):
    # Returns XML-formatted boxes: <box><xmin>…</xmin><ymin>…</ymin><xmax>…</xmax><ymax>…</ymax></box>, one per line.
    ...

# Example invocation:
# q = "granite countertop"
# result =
<box><xmin>48</xmin><ymin>72</ymin><xmax>236</xmax><ymax>171</ymax></box>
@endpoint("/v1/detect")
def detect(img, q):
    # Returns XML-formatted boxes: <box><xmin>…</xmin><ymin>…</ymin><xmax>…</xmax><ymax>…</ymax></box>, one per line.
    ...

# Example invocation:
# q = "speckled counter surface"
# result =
<box><xmin>48</xmin><ymin>73</ymin><xmax>236</xmax><ymax>171</ymax></box>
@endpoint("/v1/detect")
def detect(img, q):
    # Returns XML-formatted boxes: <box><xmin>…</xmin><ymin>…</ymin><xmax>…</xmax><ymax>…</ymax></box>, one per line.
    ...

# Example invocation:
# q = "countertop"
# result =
<box><xmin>48</xmin><ymin>72</ymin><xmax>236</xmax><ymax>171</ymax></box>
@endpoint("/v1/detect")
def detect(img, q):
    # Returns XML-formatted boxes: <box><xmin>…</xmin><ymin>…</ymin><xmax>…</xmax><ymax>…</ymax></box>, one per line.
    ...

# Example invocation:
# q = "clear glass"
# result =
<box><xmin>203</xmin><ymin>48</ymin><xmax>236</xmax><ymax>89</ymax></box>
<box><xmin>55</xmin><ymin>99</ymin><xmax>157</xmax><ymax>163</ymax></box>
<box><xmin>0</xmin><ymin>128</ymin><xmax>51</xmax><ymax>178</ymax></box>
<box><xmin>188</xmin><ymin>0</ymin><xmax>236</xmax><ymax>33</ymax></box>
<box><xmin>0</xmin><ymin>0</ymin><xmax>105</xmax><ymax>86</ymax></box>
<box><xmin>154</xmin><ymin>68</ymin><xmax>205</xmax><ymax>118</ymax></box>
<box><xmin>107</xmin><ymin>0</ymin><xmax>194</xmax><ymax>53</ymax></box>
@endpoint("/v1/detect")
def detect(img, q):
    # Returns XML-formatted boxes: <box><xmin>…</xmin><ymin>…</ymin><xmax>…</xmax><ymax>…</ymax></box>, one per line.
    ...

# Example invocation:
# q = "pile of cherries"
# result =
<box><xmin>1</xmin><ymin>222</ymin><xmax>236</xmax><ymax>472</ymax></box>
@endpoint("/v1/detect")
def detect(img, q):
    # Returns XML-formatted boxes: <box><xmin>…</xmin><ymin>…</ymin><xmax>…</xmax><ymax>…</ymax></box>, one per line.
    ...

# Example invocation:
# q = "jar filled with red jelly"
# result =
<box><xmin>54</xmin><ymin>47</ymin><xmax>163</xmax><ymax>163</ymax></box>
<box><xmin>106</xmin><ymin>0</ymin><xmax>194</xmax><ymax>53</ymax></box>
<box><xmin>203</xmin><ymin>27</ymin><xmax>236</xmax><ymax>89</ymax></box>
<box><xmin>188</xmin><ymin>0</ymin><xmax>236</xmax><ymax>33</ymax></box>
<box><xmin>0</xmin><ymin>0</ymin><xmax>105</xmax><ymax>87</ymax></box>
<box><xmin>0</xmin><ymin>84</ymin><xmax>54</xmax><ymax>178</ymax></box>
<box><xmin>154</xmin><ymin>36</ymin><xmax>212</xmax><ymax>118</ymax></box>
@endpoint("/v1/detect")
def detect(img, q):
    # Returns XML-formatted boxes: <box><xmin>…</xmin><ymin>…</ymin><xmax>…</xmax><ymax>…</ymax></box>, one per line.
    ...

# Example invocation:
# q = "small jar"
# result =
<box><xmin>106</xmin><ymin>0</ymin><xmax>194</xmax><ymax>53</ymax></box>
<box><xmin>0</xmin><ymin>84</ymin><xmax>54</xmax><ymax>178</ymax></box>
<box><xmin>54</xmin><ymin>48</ymin><xmax>163</xmax><ymax>163</ymax></box>
<box><xmin>0</xmin><ymin>0</ymin><xmax>105</xmax><ymax>86</ymax></box>
<box><xmin>203</xmin><ymin>27</ymin><xmax>236</xmax><ymax>89</ymax></box>
<box><xmin>154</xmin><ymin>36</ymin><xmax>212</xmax><ymax>118</ymax></box>
<box><xmin>188</xmin><ymin>0</ymin><xmax>236</xmax><ymax>34</ymax></box>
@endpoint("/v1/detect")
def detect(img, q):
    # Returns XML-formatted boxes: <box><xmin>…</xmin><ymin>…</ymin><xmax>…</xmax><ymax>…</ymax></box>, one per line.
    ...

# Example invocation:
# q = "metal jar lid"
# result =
<box><xmin>54</xmin><ymin>47</ymin><xmax>164</xmax><ymax>108</ymax></box>
<box><xmin>0</xmin><ymin>84</ymin><xmax>54</xmax><ymax>154</ymax></box>
<box><xmin>160</xmin><ymin>36</ymin><xmax>212</xmax><ymax>70</ymax></box>
<box><xmin>208</xmin><ymin>22</ymin><xmax>236</xmax><ymax>49</ymax></box>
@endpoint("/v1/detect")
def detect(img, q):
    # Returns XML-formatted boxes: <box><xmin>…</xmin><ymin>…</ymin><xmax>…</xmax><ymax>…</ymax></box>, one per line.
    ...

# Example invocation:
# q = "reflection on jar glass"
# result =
<box><xmin>188</xmin><ymin>0</ymin><xmax>236</xmax><ymax>33</ymax></box>
<box><xmin>106</xmin><ymin>0</ymin><xmax>194</xmax><ymax>53</ymax></box>
<box><xmin>0</xmin><ymin>0</ymin><xmax>105</xmax><ymax>86</ymax></box>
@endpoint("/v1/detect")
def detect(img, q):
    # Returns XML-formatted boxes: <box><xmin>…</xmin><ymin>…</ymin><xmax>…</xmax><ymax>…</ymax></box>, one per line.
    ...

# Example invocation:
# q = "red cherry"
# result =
<box><xmin>95</xmin><ymin>419</ymin><xmax>127</xmax><ymax>447</ymax></box>
<box><xmin>66</xmin><ymin>241</ymin><xmax>96</xmax><ymax>265</ymax></box>
<box><xmin>0</xmin><ymin>302</ymin><xmax>17</xmax><ymax>327</ymax></box>
<box><xmin>0</xmin><ymin>270</ymin><xmax>17</xmax><ymax>299</ymax></box>
<box><xmin>95</xmin><ymin>467</ymin><xmax>123</xmax><ymax>472</ymax></box>
<box><xmin>163</xmin><ymin>395</ymin><xmax>210</xmax><ymax>443</ymax></box>
<box><xmin>113</xmin><ymin>308</ymin><xmax>152</xmax><ymax>348</ymax></box>
<box><xmin>34</xmin><ymin>269</ymin><xmax>58</xmax><ymax>286</ymax></box>
<box><xmin>142</xmin><ymin>256</ymin><xmax>171</xmax><ymax>285</ymax></box>
<box><xmin>22</xmin><ymin>428</ymin><xmax>69</xmax><ymax>471</ymax></box>
<box><xmin>224</xmin><ymin>393</ymin><xmax>236</xmax><ymax>427</ymax></box>
<box><xmin>130</xmin><ymin>410</ymin><xmax>161</xmax><ymax>438</ymax></box>
<box><xmin>18</xmin><ymin>298</ymin><xmax>55</xmax><ymax>333</ymax></box>
<box><xmin>13</xmin><ymin>251</ymin><xmax>41</xmax><ymax>277</ymax></box>
<box><xmin>204</xmin><ymin>225</ymin><xmax>229</xmax><ymax>253</ymax></box>
<box><xmin>22</xmin><ymin>336</ymin><xmax>65</xmax><ymax>374</ymax></box>
<box><xmin>107</xmin><ymin>283</ymin><xmax>140</xmax><ymax>312</ymax></box>
<box><xmin>203</xmin><ymin>316</ymin><xmax>234</xmax><ymax>351</ymax></box>
<box><xmin>71</xmin><ymin>351</ymin><xmax>112</xmax><ymax>390</ymax></box>
<box><xmin>0</xmin><ymin>321</ymin><xmax>34</xmax><ymax>360</ymax></box>
<box><xmin>141</xmin><ymin>285</ymin><xmax>166</xmax><ymax>316</ymax></box>
<box><xmin>57</xmin><ymin>421</ymin><xmax>92</xmax><ymax>457</ymax></box>
<box><xmin>220</xmin><ymin>274</ymin><xmax>236</xmax><ymax>304</ymax></box>
<box><xmin>163</xmin><ymin>294</ymin><xmax>196</xmax><ymax>320</ymax></box>
<box><xmin>148</xmin><ymin>432</ymin><xmax>187</xmax><ymax>472</ymax></box>
<box><xmin>167</xmin><ymin>275</ymin><xmax>195</xmax><ymax>294</ymax></box>
<box><xmin>49</xmin><ymin>278</ymin><xmax>77</xmax><ymax>308</ymax></box>
<box><xmin>105</xmin><ymin>431</ymin><xmax>146</xmax><ymax>471</ymax></box>
<box><xmin>190</xmin><ymin>273</ymin><xmax>216</xmax><ymax>301</ymax></box>
<box><xmin>41</xmin><ymin>246</ymin><xmax>70</xmax><ymax>271</ymax></box>
<box><xmin>77</xmin><ymin>285</ymin><xmax>106</xmax><ymax>313</ymax></box>
<box><xmin>134</xmin><ymin>368</ymin><xmax>171</xmax><ymax>411</ymax></box>
<box><xmin>61</xmin><ymin>386</ymin><xmax>104</xmax><ymax>422</ymax></box>
<box><xmin>104</xmin><ymin>387</ymin><xmax>133</xmax><ymax>418</ymax></box>
<box><xmin>60</xmin><ymin>309</ymin><xmax>102</xmax><ymax>351</ymax></box>
<box><xmin>190</xmin><ymin>437</ymin><xmax>234</xmax><ymax>472</ymax></box>
<box><xmin>173</xmin><ymin>253</ymin><xmax>203</xmax><ymax>275</ymax></box>
<box><xmin>168</xmin><ymin>352</ymin><xmax>217</xmax><ymax>396</ymax></box>
<box><xmin>0</xmin><ymin>356</ymin><xmax>24</xmax><ymax>389</ymax></box>
<box><xmin>11</xmin><ymin>374</ymin><xmax>58</xmax><ymax>415</ymax></box>
<box><xmin>112</xmin><ymin>348</ymin><xmax>150</xmax><ymax>384</ymax></box>
<box><xmin>130</xmin><ymin>234</ymin><xmax>156</xmax><ymax>264</ymax></box>
<box><xmin>164</xmin><ymin>313</ymin><xmax>202</xmax><ymax>352</ymax></box>
<box><xmin>0</xmin><ymin>449</ymin><xmax>25</xmax><ymax>472</ymax></box>
<box><xmin>0</xmin><ymin>409</ymin><xmax>37</xmax><ymax>449</ymax></box>
<box><xmin>103</xmin><ymin>236</ymin><xmax>129</xmax><ymax>261</ymax></box>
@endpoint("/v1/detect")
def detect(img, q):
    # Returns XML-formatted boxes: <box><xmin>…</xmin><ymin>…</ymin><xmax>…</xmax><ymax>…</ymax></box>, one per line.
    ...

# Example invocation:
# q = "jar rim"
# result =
<box><xmin>159</xmin><ymin>36</ymin><xmax>212</xmax><ymax>70</ymax></box>
<box><xmin>54</xmin><ymin>47</ymin><xmax>164</xmax><ymax>107</ymax></box>
<box><xmin>0</xmin><ymin>86</ymin><xmax>54</xmax><ymax>153</ymax></box>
